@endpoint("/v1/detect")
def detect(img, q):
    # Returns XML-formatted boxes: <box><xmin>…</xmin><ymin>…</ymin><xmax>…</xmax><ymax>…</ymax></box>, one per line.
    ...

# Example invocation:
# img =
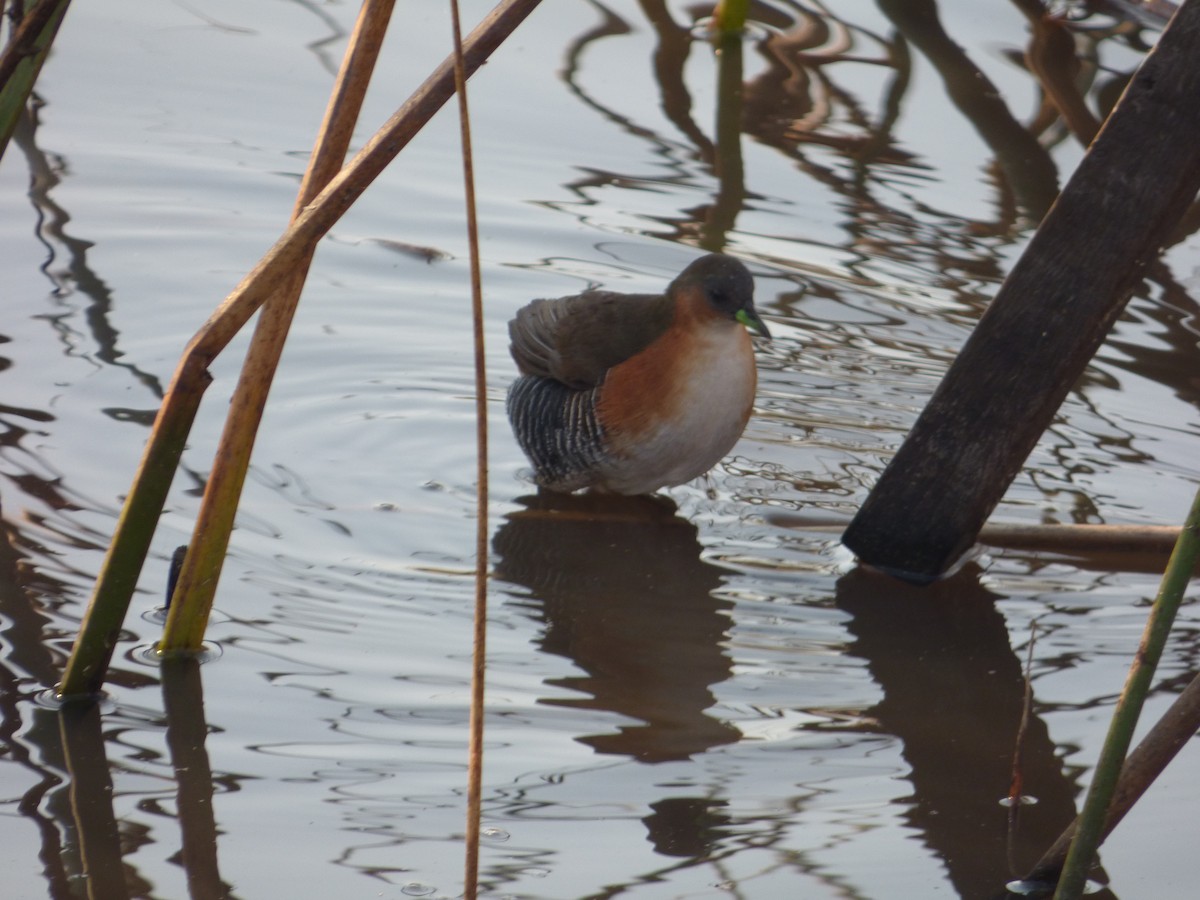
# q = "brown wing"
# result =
<box><xmin>508</xmin><ymin>290</ymin><xmax>675</xmax><ymax>390</ymax></box>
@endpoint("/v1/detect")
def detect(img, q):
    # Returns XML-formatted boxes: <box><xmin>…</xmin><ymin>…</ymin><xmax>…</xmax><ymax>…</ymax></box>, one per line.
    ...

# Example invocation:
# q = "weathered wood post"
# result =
<box><xmin>842</xmin><ymin>0</ymin><xmax>1200</xmax><ymax>582</ymax></box>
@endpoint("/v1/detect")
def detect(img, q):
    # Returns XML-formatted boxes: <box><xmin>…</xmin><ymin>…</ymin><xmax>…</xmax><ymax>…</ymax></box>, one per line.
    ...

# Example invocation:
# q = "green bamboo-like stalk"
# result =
<box><xmin>58</xmin><ymin>361</ymin><xmax>210</xmax><ymax>697</ymax></box>
<box><xmin>59</xmin><ymin>0</ymin><xmax>544</xmax><ymax>693</ymax></box>
<box><xmin>711</xmin><ymin>0</ymin><xmax>749</xmax><ymax>35</ymax></box>
<box><xmin>159</xmin><ymin>0</ymin><xmax>398</xmax><ymax>652</ymax></box>
<box><xmin>0</xmin><ymin>0</ymin><xmax>72</xmax><ymax>165</ymax></box>
<box><xmin>1052</xmin><ymin>484</ymin><xmax>1200</xmax><ymax>899</ymax></box>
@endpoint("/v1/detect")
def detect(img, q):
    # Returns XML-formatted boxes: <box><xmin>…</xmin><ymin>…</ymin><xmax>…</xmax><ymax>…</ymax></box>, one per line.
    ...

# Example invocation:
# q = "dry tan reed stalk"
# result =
<box><xmin>159</xmin><ymin>0</ymin><xmax>398</xmax><ymax>651</ymax></box>
<box><xmin>60</xmin><ymin>0</ymin><xmax>543</xmax><ymax>695</ymax></box>
<box><xmin>446</xmin><ymin>1</ymin><xmax>491</xmax><ymax>895</ymax></box>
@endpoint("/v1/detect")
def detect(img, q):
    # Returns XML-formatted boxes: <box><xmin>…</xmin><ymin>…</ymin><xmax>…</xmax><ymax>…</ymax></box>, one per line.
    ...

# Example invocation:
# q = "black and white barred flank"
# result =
<box><xmin>507</xmin><ymin>375</ymin><xmax>609</xmax><ymax>492</ymax></box>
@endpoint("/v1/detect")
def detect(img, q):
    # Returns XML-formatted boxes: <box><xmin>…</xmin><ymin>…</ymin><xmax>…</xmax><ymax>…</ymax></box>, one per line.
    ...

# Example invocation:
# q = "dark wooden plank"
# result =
<box><xmin>841</xmin><ymin>0</ymin><xmax>1200</xmax><ymax>582</ymax></box>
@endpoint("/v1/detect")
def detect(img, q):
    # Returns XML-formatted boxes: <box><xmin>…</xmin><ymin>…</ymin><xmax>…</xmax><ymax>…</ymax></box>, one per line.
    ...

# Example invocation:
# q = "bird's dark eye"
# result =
<box><xmin>706</xmin><ymin>281</ymin><xmax>740</xmax><ymax>316</ymax></box>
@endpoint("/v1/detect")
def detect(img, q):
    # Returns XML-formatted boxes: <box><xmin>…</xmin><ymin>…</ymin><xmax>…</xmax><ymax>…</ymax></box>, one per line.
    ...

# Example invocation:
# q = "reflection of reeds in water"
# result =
<box><xmin>53</xmin><ymin>657</ymin><xmax>236</xmax><ymax>900</ymax></box>
<box><xmin>161</xmin><ymin>656</ymin><xmax>235</xmax><ymax>900</ymax></box>
<box><xmin>560</xmin><ymin>2</ymin><xmax>1189</xmax><ymax>281</ymax></box>
<box><xmin>5</xmin><ymin>495</ymin><xmax>233</xmax><ymax>897</ymax></box>
<box><xmin>58</xmin><ymin>702</ymin><xmax>132</xmax><ymax>900</ymax></box>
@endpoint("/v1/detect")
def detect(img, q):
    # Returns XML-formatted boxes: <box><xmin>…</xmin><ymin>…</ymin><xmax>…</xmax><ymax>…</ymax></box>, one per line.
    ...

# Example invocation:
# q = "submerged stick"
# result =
<box><xmin>975</xmin><ymin>523</ymin><xmax>1181</xmax><ymax>555</ymax></box>
<box><xmin>60</xmin><ymin>0</ymin><xmax>543</xmax><ymax>694</ymax></box>
<box><xmin>1052</xmin><ymin>484</ymin><xmax>1200</xmax><ymax>899</ymax></box>
<box><xmin>448</xmin><ymin>1</ymin><xmax>490</xmax><ymax>895</ymax></box>
<box><xmin>772</xmin><ymin>516</ymin><xmax>1184</xmax><ymax>557</ymax></box>
<box><xmin>160</xmin><ymin>0</ymin><xmax>398</xmax><ymax>652</ymax></box>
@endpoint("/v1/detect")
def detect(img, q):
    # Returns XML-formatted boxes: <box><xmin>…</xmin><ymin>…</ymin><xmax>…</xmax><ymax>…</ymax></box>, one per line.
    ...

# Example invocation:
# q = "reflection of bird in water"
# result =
<box><xmin>506</xmin><ymin>254</ymin><xmax>770</xmax><ymax>494</ymax></box>
<box><xmin>493</xmin><ymin>492</ymin><xmax>741</xmax><ymax>762</ymax></box>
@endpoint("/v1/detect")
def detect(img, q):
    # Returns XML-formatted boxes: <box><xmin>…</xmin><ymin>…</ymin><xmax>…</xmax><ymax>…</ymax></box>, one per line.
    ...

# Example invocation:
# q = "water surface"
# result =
<box><xmin>2</xmin><ymin>2</ymin><xmax>1199</xmax><ymax>898</ymax></box>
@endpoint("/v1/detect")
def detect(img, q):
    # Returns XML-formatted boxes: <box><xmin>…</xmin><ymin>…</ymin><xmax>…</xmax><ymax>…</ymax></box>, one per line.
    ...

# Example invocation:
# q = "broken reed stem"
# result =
<box><xmin>0</xmin><ymin>0</ymin><xmax>71</xmax><ymax>165</ymax></box>
<box><xmin>448</xmin><ymin>1</ymin><xmax>489</xmax><ymax>895</ymax></box>
<box><xmin>711</xmin><ymin>0</ymin><xmax>749</xmax><ymax>34</ymax></box>
<box><xmin>59</xmin><ymin>0</ymin><xmax>543</xmax><ymax>695</ymax></box>
<box><xmin>159</xmin><ymin>0</ymin><xmax>398</xmax><ymax>652</ymax></box>
<box><xmin>1052</xmin><ymin>484</ymin><xmax>1200</xmax><ymax>899</ymax></box>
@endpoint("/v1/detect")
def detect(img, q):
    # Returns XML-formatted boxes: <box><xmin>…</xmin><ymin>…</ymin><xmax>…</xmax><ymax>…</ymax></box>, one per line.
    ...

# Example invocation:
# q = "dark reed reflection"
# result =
<box><xmin>160</xmin><ymin>656</ymin><xmax>235</xmax><ymax>900</ymax></box>
<box><xmin>49</xmin><ymin>659</ymin><xmax>237</xmax><ymax>900</ymax></box>
<box><xmin>12</xmin><ymin>106</ymin><xmax>163</xmax><ymax>403</ymax></box>
<box><xmin>2</xmin><ymin>483</ymin><xmax>160</xmax><ymax>897</ymax></box>
<box><xmin>559</xmin><ymin>1</ymin><xmax>1187</xmax><ymax>294</ymax></box>
<box><xmin>58</xmin><ymin>701</ymin><xmax>131</xmax><ymax>900</ymax></box>
<box><xmin>877</xmin><ymin>0</ymin><xmax>1059</xmax><ymax>220</ymax></box>
<box><xmin>3</xmin><ymin>501</ymin><xmax>234</xmax><ymax>898</ymax></box>
<box><xmin>834</xmin><ymin>566</ymin><xmax>1116</xmax><ymax>900</ymax></box>
<box><xmin>493</xmin><ymin>491</ymin><xmax>741</xmax><ymax>762</ymax></box>
<box><xmin>699</xmin><ymin>27</ymin><xmax>745</xmax><ymax>253</ymax></box>
<box><xmin>1</xmin><ymin>515</ymin><xmax>74</xmax><ymax>897</ymax></box>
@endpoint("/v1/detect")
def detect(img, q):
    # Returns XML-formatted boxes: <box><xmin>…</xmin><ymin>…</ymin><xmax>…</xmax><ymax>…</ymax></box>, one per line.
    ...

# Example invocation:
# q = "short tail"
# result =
<box><xmin>506</xmin><ymin>376</ymin><xmax>607</xmax><ymax>491</ymax></box>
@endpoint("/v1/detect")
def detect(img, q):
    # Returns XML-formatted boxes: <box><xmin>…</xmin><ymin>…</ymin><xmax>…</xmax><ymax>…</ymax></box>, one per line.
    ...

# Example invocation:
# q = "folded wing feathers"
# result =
<box><xmin>509</xmin><ymin>291</ymin><xmax>673</xmax><ymax>390</ymax></box>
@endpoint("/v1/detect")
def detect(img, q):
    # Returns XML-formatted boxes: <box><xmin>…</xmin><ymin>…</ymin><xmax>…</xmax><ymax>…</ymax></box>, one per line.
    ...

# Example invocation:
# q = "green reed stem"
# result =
<box><xmin>58</xmin><ymin>363</ymin><xmax>209</xmax><ymax>697</ymax></box>
<box><xmin>1053</xmin><ymin>484</ymin><xmax>1200</xmax><ymax>899</ymax></box>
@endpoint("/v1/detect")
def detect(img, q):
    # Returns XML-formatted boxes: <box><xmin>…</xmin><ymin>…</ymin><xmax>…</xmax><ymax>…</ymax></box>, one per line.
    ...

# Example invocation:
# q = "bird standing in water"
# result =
<box><xmin>506</xmin><ymin>253</ymin><xmax>771</xmax><ymax>495</ymax></box>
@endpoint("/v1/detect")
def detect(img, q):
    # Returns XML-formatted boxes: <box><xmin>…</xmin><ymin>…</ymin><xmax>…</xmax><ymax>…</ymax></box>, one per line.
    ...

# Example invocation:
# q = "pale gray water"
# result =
<box><xmin>2</xmin><ymin>2</ymin><xmax>1199</xmax><ymax>898</ymax></box>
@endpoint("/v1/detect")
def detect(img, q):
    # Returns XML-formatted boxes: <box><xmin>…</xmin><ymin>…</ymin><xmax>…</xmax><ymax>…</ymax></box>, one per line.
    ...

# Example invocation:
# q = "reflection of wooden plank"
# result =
<box><xmin>841</xmin><ymin>2</ymin><xmax>1200</xmax><ymax>583</ymax></box>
